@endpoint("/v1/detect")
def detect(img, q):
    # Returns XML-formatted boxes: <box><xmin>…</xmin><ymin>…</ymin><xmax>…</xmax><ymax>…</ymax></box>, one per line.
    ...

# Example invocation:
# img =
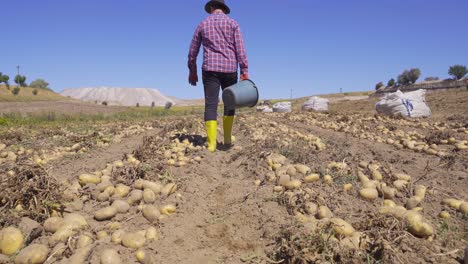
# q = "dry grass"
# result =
<box><xmin>0</xmin><ymin>85</ymin><xmax>65</xmax><ymax>102</ymax></box>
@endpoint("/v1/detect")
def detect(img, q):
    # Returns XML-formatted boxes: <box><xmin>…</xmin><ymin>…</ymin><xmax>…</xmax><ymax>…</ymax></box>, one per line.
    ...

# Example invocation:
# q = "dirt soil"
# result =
<box><xmin>0</xmin><ymin>100</ymin><xmax>127</xmax><ymax>116</ymax></box>
<box><xmin>0</xmin><ymin>89</ymin><xmax>467</xmax><ymax>264</ymax></box>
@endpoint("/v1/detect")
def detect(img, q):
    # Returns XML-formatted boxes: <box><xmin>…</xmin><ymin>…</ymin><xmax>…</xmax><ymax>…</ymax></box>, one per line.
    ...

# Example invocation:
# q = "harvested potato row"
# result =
<box><xmin>380</xmin><ymin>206</ymin><xmax>433</xmax><ymax>238</ymax></box>
<box><xmin>443</xmin><ymin>198</ymin><xmax>468</xmax><ymax>214</ymax></box>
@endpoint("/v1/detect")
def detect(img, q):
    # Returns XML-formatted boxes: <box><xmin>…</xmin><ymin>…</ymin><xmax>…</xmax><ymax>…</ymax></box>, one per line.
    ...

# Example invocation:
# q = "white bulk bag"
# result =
<box><xmin>375</xmin><ymin>89</ymin><xmax>431</xmax><ymax>117</ymax></box>
<box><xmin>302</xmin><ymin>96</ymin><xmax>329</xmax><ymax>111</ymax></box>
<box><xmin>273</xmin><ymin>102</ymin><xmax>292</xmax><ymax>113</ymax></box>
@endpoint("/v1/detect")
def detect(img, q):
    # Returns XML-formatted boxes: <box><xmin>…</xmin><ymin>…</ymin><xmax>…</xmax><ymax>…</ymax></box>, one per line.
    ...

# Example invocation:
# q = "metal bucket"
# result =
<box><xmin>222</xmin><ymin>79</ymin><xmax>259</xmax><ymax>110</ymax></box>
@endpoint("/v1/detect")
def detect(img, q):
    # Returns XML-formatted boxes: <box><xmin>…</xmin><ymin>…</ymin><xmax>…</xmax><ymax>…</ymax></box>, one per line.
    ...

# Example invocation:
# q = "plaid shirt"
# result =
<box><xmin>188</xmin><ymin>11</ymin><xmax>248</xmax><ymax>75</ymax></box>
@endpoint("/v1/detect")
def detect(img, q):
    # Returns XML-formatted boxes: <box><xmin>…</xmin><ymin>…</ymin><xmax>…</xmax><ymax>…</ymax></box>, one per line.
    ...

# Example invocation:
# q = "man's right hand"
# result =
<box><xmin>189</xmin><ymin>72</ymin><xmax>198</xmax><ymax>86</ymax></box>
<box><xmin>240</xmin><ymin>74</ymin><xmax>249</xmax><ymax>81</ymax></box>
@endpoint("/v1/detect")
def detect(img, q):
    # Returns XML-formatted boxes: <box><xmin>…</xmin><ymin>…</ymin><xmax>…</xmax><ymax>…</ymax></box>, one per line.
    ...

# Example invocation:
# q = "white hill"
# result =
<box><xmin>60</xmin><ymin>87</ymin><xmax>177</xmax><ymax>107</ymax></box>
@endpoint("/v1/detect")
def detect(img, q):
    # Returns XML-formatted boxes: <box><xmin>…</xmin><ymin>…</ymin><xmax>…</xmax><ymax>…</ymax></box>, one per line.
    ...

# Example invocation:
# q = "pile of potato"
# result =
<box><xmin>156</xmin><ymin>137</ymin><xmax>202</xmax><ymax>167</ymax></box>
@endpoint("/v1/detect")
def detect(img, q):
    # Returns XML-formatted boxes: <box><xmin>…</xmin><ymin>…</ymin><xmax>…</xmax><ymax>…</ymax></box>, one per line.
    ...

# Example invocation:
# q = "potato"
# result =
<box><xmin>111</xmin><ymin>230</ymin><xmax>125</xmax><ymax>244</ymax></box>
<box><xmin>68</xmin><ymin>245</ymin><xmax>93</xmax><ymax>264</ymax></box>
<box><xmin>254</xmin><ymin>180</ymin><xmax>261</xmax><ymax>186</ymax></box>
<box><xmin>44</xmin><ymin>217</ymin><xmax>64</xmax><ymax>233</ymax></box>
<box><xmin>340</xmin><ymin>232</ymin><xmax>363</xmax><ymax>250</ymax></box>
<box><xmin>273</xmin><ymin>186</ymin><xmax>283</xmax><ymax>193</ymax></box>
<box><xmin>343</xmin><ymin>183</ymin><xmax>353</xmax><ymax>192</ymax></box>
<box><xmin>370</xmin><ymin>169</ymin><xmax>383</xmax><ymax>181</ymax></box>
<box><xmin>79</xmin><ymin>174</ymin><xmax>101</xmax><ymax>186</ymax></box>
<box><xmin>323</xmin><ymin>175</ymin><xmax>333</xmax><ymax>185</ymax></box>
<box><xmin>285</xmin><ymin>180</ymin><xmax>302</xmax><ymax>190</ymax></box>
<box><xmin>63</xmin><ymin>213</ymin><xmax>87</xmax><ymax>228</ymax></box>
<box><xmin>362</xmin><ymin>180</ymin><xmax>378</xmax><ymax>189</ymax></box>
<box><xmin>359</xmin><ymin>188</ymin><xmax>378</xmax><ymax>200</ymax></box>
<box><xmin>112</xmin><ymin>200</ymin><xmax>130</xmax><ymax>213</ymax></box>
<box><xmin>94</xmin><ymin>206</ymin><xmax>118</xmax><ymax>221</ymax></box>
<box><xmin>121</xmin><ymin>232</ymin><xmax>146</xmax><ymax>249</ymax></box>
<box><xmin>406</xmin><ymin>196</ymin><xmax>423</xmax><ymax>209</ymax></box>
<box><xmin>134</xmin><ymin>179</ymin><xmax>145</xmax><ymax>190</ymax></box>
<box><xmin>316</xmin><ymin>206</ymin><xmax>333</xmax><ymax>219</ymax></box>
<box><xmin>304</xmin><ymin>174</ymin><xmax>320</xmax><ymax>183</ymax></box>
<box><xmin>393</xmin><ymin>180</ymin><xmax>408</xmax><ymax>190</ymax></box>
<box><xmin>330</xmin><ymin>218</ymin><xmax>355</xmax><ymax>237</ymax></box>
<box><xmin>405</xmin><ymin>211</ymin><xmax>433</xmax><ymax>238</ymax></box>
<box><xmin>135</xmin><ymin>250</ymin><xmax>157</xmax><ymax>264</ymax></box>
<box><xmin>278</xmin><ymin>175</ymin><xmax>291</xmax><ymax>186</ymax></box>
<box><xmin>286</xmin><ymin>166</ymin><xmax>297</xmax><ymax>177</ymax></box>
<box><xmin>357</xmin><ymin>171</ymin><xmax>370</xmax><ymax>183</ymax></box>
<box><xmin>295</xmin><ymin>212</ymin><xmax>311</xmax><ymax>224</ymax></box>
<box><xmin>14</xmin><ymin>244</ymin><xmax>49</xmax><ymax>264</ymax></box>
<box><xmin>76</xmin><ymin>235</ymin><xmax>93</xmax><ymax>249</ymax></box>
<box><xmin>161</xmin><ymin>183</ymin><xmax>177</xmax><ymax>196</ymax></box>
<box><xmin>142</xmin><ymin>181</ymin><xmax>163</xmax><ymax>194</ymax></box>
<box><xmin>97</xmin><ymin>231</ymin><xmax>108</xmax><ymax>240</ymax></box>
<box><xmin>414</xmin><ymin>185</ymin><xmax>427</xmax><ymax>199</ymax></box>
<box><xmin>105</xmin><ymin>222</ymin><xmax>122</xmax><ymax>231</ymax></box>
<box><xmin>0</xmin><ymin>227</ymin><xmax>24</xmax><ymax>256</ymax></box>
<box><xmin>383</xmin><ymin>200</ymin><xmax>396</xmax><ymax>207</ymax></box>
<box><xmin>304</xmin><ymin>202</ymin><xmax>318</xmax><ymax>216</ymax></box>
<box><xmin>295</xmin><ymin>164</ymin><xmax>310</xmax><ymax>175</ymax></box>
<box><xmin>442</xmin><ymin>198</ymin><xmax>463</xmax><ymax>209</ymax></box>
<box><xmin>97</xmin><ymin>192</ymin><xmax>110</xmax><ymax>202</ymax></box>
<box><xmin>394</xmin><ymin>173</ymin><xmax>411</xmax><ymax>182</ymax></box>
<box><xmin>160</xmin><ymin>204</ymin><xmax>177</xmax><ymax>216</ymax></box>
<box><xmin>460</xmin><ymin>202</ymin><xmax>468</xmax><ymax>214</ymax></box>
<box><xmin>114</xmin><ymin>184</ymin><xmax>130</xmax><ymax>198</ymax></box>
<box><xmin>100</xmin><ymin>249</ymin><xmax>121</xmax><ymax>264</ymax></box>
<box><xmin>97</xmin><ymin>181</ymin><xmax>113</xmax><ymax>192</ymax></box>
<box><xmin>381</xmin><ymin>186</ymin><xmax>395</xmax><ymax>199</ymax></box>
<box><xmin>379</xmin><ymin>206</ymin><xmax>407</xmax><ymax>220</ymax></box>
<box><xmin>142</xmin><ymin>205</ymin><xmax>160</xmax><ymax>223</ymax></box>
<box><xmin>127</xmin><ymin>190</ymin><xmax>143</xmax><ymax>205</ymax></box>
<box><xmin>439</xmin><ymin>211</ymin><xmax>450</xmax><ymax>219</ymax></box>
<box><xmin>145</xmin><ymin>227</ymin><xmax>158</xmax><ymax>241</ymax></box>
<box><xmin>143</xmin><ymin>189</ymin><xmax>156</xmax><ymax>203</ymax></box>
<box><xmin>48</xmin><ymin>225</ymin><xmax>76</xmax><ymax>246</ymax></box>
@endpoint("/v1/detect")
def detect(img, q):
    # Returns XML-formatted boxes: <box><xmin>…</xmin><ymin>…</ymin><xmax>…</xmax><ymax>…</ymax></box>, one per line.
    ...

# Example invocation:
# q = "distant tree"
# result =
<box><xmin>397</xmin><ymin>68</ymin><xmax>421</xmax><ymax>85</ymax></box>
<box><xmin>387</xmin><ymin>78</ymin><xmax>396</xmax><ymax>87</ymax></box>
<box><xmin>375</xmin><ymin>82</ymin><xmax>384</xmax><ymax>90</ymax></box>
<box><xmin>136</xmin><ymin>103</ymin><xmax>140</xmax><ymax>107</ymax></box>
<box><xmin>151</xmin><ymin>102</ymin><xmax>155</xmax><ymax>108</ymax></box>
<box><xmin>0</xmin><ymin>73</ymin><xmax>9</xmax><ymax>89</ymax></box>
<box><xmin>424</xmin><ymin>77</ymin><xmax>439</xmax><ymax>82</ymax></box>
<box><xmin>14</xmin><ymin>75</ymin><xmax>27</xmax><ymax>87</ymax></box>
<box><xmin>102</xmin><ymin>101</ymin><xmax>108</xmax><ymax>106</ymax></box>
<box><xmin>448</xmin><ymin>65</ymin><xmax>467</xmax><ymax>80</ymax></box>
<box><xmin>12</xmin><ymin>87</ymin><xmax>20</xmax><ymax>96</ymax></box>
<box><xmin>30</xmin><ymin>78</ymin><xmax>50</xmax><ymax>90</ymax></box>
<box><xmin>32</xmin><ymin>89</ymin><xmax>38</xmax><ymax>95</ymax></box>
<box><xmin>164</xmin><ymin>101</ymin><xmax>173</xmax><ymax>110</ymax></box>
<box><xmin>407</xmin><ymin>68</ymin><xmax>421</xmax><ymax>84</ymax></box>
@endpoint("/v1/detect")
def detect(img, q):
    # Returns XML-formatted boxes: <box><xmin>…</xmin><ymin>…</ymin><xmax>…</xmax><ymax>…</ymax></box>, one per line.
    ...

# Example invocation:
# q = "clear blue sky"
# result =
<box><xmin>1</xmin><ymin>0</ymin><xmax>467</xmax><ymax>99</ymax></box>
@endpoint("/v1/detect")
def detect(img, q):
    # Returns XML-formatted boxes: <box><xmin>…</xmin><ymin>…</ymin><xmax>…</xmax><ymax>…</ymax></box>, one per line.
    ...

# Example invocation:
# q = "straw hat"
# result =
<box><xmin>205</xmin><ymin>0</ymin><xmax>230</xmax><ymax>14</ymax></box>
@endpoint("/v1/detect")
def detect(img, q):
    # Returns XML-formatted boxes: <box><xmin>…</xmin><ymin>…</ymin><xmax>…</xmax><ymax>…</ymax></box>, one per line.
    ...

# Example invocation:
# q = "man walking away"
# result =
<box><xmin>188</xmin><ymin>0</ymin><xmax>249</xmax><ymax>152</ymax></box>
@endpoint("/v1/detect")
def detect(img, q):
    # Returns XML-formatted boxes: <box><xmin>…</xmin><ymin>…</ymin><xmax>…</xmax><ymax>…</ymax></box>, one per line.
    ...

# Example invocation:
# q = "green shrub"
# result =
<box><xmin>398</xmin><ymin>68</ymin><xmax>421</xmax><ymax>85</ymax></box>
<box><xmin>387</xmin><ymin>78</ymin><xmax>395</xmax><ymax>87</ymax></box>
<box><xmin>375</xmin><ymin>82</ymin><xmax>384</xmax><ymax>90</ymax></box>
<box><xmin>14</xmin><ymin>75</ymin><xmax>27</xmax><ymax>87</ymax></box>
<box><xmin>424</xmin><ymin>77</ymin><xmax>439</xmax><ymax>82</ymax></box>
<box><xmin>448</xmin><ymin>65</ymin><xmax>467</xmax><ymax>80</ymax></box>
<box><xmin>12</xmin><ymin>87</ymin><xmax>20</xmax><ymax>95</ymax></box>
<box><xmin>32</xmin><ymin>89</ymin><xmax>38</xmax><ymax>95</ymax></box>
<box><xmin>30</xmin><ymin>78</ymin><xmax>50</xmax><ymax>89</ymax></box>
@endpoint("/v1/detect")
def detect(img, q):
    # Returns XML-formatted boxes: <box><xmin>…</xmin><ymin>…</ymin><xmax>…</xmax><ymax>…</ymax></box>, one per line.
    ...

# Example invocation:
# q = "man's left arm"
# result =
<box><xmin>188</xmin><ymin>25</ymin><xmax>202</xmax><ymax>85</ymax></box>
<box><xmin>234</xmin><ymin>25</ymin><xmax>249</xmax><ymax>80</ymax></box>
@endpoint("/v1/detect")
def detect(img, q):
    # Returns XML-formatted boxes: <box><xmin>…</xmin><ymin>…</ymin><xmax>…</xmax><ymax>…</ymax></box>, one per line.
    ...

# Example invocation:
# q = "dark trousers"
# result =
<box><xmin>202</xmin><ymin>71</ymin><xmax>237</xmax><ymax>121</ymax></box>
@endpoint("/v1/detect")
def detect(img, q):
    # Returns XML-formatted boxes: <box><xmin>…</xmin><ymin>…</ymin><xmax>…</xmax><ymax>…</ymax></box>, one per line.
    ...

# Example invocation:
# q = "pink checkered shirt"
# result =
<box><xmin>188</xmin><ymin>11</ymin><xmax>248</xmax><ymax>75</ymax></box>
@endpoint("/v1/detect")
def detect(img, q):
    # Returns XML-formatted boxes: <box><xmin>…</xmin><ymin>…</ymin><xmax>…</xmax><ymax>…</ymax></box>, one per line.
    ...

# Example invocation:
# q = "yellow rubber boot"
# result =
<box><xmin>205</xmin><ymin>120</ymin><xmax>217</xmax><ymax>152</ymax></box>
<box><xmin>223</xmin><ymin>116</ymin><xmax>235</xmax><ymax>145</ymax></box>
